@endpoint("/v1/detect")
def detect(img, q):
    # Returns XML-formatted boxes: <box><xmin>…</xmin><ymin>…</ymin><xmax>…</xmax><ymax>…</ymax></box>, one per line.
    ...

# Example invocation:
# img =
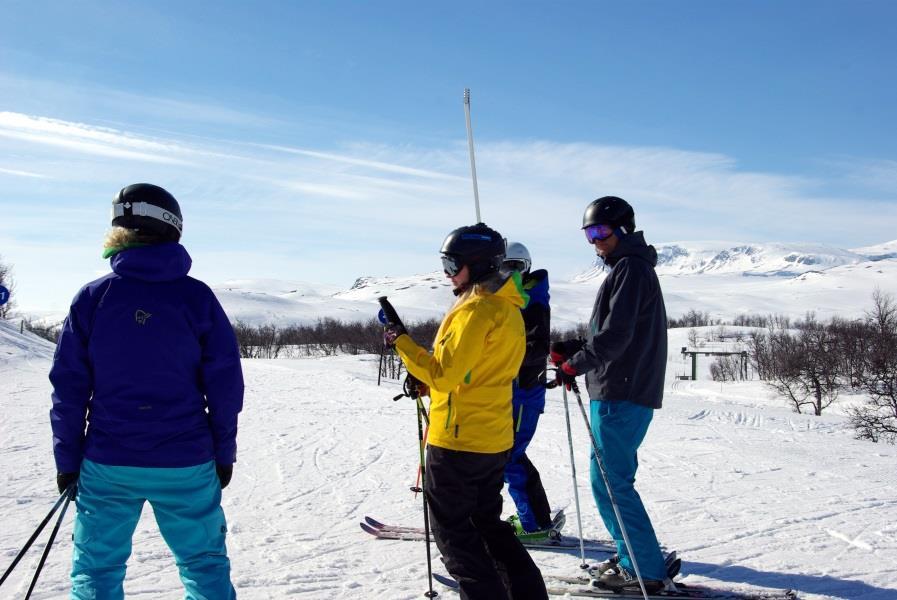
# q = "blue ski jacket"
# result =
<box><xmin>49</xmin><ymin>243</ymin><xmax>244</xmax><ymax>473</ymax></box>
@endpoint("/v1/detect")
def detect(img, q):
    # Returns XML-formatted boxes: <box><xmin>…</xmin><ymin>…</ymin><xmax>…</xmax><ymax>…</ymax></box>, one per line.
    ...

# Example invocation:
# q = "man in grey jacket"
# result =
<box><xmin>551</xmin><ymin>196</ymin><xmax>668</xmax><ymax>594</ymax></box>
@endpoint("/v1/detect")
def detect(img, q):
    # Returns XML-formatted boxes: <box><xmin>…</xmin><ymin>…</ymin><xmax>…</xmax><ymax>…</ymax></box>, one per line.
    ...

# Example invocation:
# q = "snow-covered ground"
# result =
<box><xmin>1</xmin><ymin>321</ymin><xmax>895</xmax><ymax>599</ymax></box>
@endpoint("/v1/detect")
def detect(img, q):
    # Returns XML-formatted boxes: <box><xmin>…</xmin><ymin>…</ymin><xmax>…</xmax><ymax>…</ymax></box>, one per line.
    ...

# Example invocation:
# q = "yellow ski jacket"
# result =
<box><xmin>394</xmin><ymin>274</ymin><xmax>529</xmax><ymax>454</ymax></box>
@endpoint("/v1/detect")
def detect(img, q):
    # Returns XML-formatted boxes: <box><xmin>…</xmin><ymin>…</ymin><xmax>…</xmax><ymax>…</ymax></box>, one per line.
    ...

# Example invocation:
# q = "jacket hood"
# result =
<box><xmin>604</xmin><ymin>231</ymin><xmax>658</xmax><ymax>268</ymax></box>
<box><xmin>110</xmin><ymin>243</ymin><xmax>192</xmax><ymax>282</ymax></box>
<box><xmin>490</xmin><ymin>271</ymin><xmax>529</xmax><ymax>309</ymax></box>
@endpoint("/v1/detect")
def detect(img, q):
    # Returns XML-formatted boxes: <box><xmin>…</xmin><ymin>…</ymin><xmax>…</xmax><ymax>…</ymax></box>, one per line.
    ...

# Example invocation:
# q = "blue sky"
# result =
<box><xmin>2</xmin><ymin>1</ymin><xmax>896</xmax><ymax>312</ymax></box>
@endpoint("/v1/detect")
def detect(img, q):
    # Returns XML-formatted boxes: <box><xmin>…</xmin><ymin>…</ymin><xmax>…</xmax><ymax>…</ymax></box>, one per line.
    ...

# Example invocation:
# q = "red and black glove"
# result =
<box><xmin>383</xmin><ymin>325</ymin><xmax>406</xmax><ymax>347</ymax></box>
<box><xmin>550</xmin><ymin>339</ymin><xmax>584</xmax><ymax>366</ymax></box>
<box><xmin>556</xmin><ymin>361</ymin><xmax>578</xmax><ymax>391</ymax></box>
<box><xmin>379</xmin><ymin>296</ymin><xmax>407</xmax><ymax>348</ymax></box>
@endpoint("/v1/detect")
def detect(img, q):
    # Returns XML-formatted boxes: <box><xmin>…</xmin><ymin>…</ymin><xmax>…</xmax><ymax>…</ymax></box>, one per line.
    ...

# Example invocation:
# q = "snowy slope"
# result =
<box><xmin>2</xmin><ymin>325</ymin><xmax>896</xmax><ymax>599</ymax></box>
<box><xmin>851</xmin><ymin>240</ymin><xmax>897</xmax><ymax>262</ymax></box>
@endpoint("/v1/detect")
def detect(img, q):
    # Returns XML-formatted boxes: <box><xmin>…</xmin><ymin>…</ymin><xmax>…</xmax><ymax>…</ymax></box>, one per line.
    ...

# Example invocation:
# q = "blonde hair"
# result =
<box><xmin>104</xmin><ymin>226</ymin><xmax>140</xmax><ymax>251</ymax></box>
<box><xmin>450</xmin><ymin>273</ymin><xmax>503</xmax><ymax>310</ymax></box>
<box><xmin>103</xmin><ymin>226</ymin><xmax>163</xmax><ymax>251</ymax></box>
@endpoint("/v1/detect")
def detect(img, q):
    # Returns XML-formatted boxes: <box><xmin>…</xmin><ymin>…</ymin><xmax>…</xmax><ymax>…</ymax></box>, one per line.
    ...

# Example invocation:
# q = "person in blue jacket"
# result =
<box><xmin>551</xmin><ymin>196</ymin><xmax>668</xmax><ymax>594</ymax></box>
<box><xmin>502</xmin><ymin>242</ymin><xmax>555</xmax><ymax>539</ymax></box>
<box><xmin>49</xmin><ymin>183</ymin><xmax>244</xmax><ymax>600</ymax></box>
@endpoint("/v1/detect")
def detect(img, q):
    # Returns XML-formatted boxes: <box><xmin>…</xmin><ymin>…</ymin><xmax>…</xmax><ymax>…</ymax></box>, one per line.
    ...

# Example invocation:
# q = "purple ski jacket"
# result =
<box><xmin>49</xmin><ymin>243</ymin><xmax>244</xmax><ymax>473</ymax></box>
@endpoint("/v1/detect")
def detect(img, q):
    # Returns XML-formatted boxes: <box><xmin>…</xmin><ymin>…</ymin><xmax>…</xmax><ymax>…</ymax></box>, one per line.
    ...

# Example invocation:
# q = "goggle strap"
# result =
<box><xmin>112</xmin><ymin>202</ymin><xmax>183</xmax><ymax>232</ymax></box>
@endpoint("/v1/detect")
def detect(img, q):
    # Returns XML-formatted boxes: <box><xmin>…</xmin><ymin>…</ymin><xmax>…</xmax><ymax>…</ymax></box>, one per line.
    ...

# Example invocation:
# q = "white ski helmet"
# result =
<box><xmin>504</xmin><ymin>241</ymin><xmax>532</xmax><ymax>274</ymax></box>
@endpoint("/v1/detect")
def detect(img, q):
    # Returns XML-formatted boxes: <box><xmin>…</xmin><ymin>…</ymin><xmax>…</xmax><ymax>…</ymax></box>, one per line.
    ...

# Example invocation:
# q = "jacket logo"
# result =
<box><xmin>162</xmin><ymin>211</ymin><xmax>182</xmax><ymax>230</ymax></box>
<box><xmin>135</xmin><ymin>310</ymin><xmax>152</xmax><ymax>325</ymax></box>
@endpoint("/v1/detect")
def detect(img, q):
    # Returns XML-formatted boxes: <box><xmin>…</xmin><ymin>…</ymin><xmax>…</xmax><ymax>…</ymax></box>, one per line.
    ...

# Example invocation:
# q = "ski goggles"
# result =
<box><xmin>503</xmin><ymin>259</ymin><xmax>529</xmax><ymax>273</ymax></box>
<box><xmin>584</xmin><ymin>223</ymin><xmax>615</xmax><ymax>243</ymax></box>
<box><xmin>441</xmin><ymin>254</ymin><xmax>464</xmax><ymax>277</ymax></box>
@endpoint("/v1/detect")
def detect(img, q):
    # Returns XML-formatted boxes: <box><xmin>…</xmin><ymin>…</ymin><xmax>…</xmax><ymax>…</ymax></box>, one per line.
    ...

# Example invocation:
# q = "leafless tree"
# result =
<box><xmin>710</xmin><ymin>353</ymin><xmax>750</xmax><ymax>382</ymax></box>
<box><xmin>849</xmin><ymin>291</ymin><xmax>897</xmax><ymax>443</ymax></box>
<box><xmin>752</xmin><ymin>325</ymin><xmax>843</xmax><ymax>416</ymax></box>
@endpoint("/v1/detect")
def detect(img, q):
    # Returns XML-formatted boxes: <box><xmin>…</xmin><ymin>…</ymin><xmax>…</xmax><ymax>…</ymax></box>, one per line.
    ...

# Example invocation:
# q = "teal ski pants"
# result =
<box><xmin>71</xmin><ymin>458</ymin><xmax>235</xmax><ymax>600</ymax></box>
<box><xmin>589</xmin><ymin>400</ymin><xmax>667</xmax><ymax>580</ymax></box>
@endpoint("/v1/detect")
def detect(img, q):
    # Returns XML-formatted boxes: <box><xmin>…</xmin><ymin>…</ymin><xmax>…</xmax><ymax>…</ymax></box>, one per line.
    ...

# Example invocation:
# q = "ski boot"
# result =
<box><xmin>506</xmin><ymin>509</ymin><xmax>565</xmax><ymax>543</ymax></box>
<box><xmin>593</xmin><ymin>566</ymin><xmax>667</xmax><ymax>595</ymax></box>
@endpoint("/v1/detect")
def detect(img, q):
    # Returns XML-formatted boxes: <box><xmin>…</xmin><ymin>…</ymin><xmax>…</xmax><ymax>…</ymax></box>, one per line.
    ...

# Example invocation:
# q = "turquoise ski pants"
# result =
<box><xmin>589</xmin><ymin>400</ymin><xmax>667</xmax><ymax>580</ymax></box>
<box><xmin>71</xmin><ymin>458</ymin><xmax>235</xmax><ymax>600</ymax></box>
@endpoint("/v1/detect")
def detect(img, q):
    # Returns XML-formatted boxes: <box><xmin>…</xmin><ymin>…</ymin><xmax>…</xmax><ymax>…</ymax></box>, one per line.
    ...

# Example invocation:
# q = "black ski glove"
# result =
<box><xmin>57</xmin><ymin>471</ymin><xmax>79</xmax><ymax>495</ymax></box>
<box><xmin>216</xmin><ymin>463</ymin><xmax>233</xmax><ymax>489</ymax></box>
<box><xmin>550</xmin><ymin>339</ymin><xmax>584</xmax><ymax>366</ymax></box>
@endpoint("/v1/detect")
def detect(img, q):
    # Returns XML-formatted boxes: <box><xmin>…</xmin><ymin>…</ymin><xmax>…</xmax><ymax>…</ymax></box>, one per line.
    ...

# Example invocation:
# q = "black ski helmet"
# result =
<box><xmin>111</xmin><ymin>183</ymin><xmax>183</xmax><ymax>242</ymax></box>
<box><xmin>582</xmin><ymin>196</ymin><xmax>635</xmax><ymax>235</ymax></box>
<box><xmin>440</xmin><ymin>223</ymin><xmax>506</xmax><ymax>284</ymax></box>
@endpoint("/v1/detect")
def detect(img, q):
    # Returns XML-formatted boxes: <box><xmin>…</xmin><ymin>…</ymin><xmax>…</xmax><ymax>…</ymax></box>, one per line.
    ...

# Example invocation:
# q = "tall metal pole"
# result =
<box><xmin>463</xmin><ymin>88</ymin><xmax>482</xmax><ymax>223</ymax></box>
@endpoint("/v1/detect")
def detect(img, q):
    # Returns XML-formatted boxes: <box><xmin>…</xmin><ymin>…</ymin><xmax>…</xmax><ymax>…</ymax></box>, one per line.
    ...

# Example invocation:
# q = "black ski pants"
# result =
<box><xmin>425</xmin><ymin>445</ymin><xmax>548</xmax><ymax>600</ymax></box>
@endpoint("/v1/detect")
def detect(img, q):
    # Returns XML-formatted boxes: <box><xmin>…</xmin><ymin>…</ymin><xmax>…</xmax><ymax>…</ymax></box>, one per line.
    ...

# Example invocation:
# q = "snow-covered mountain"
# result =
<box><xmin>207</xmin><ymin>240</ymin><xmax>897</xmax><ymax>328</ymax></box>
<box><xmin>575</xmin><ymin>241</ymin><xmax>870</xmax><ymax>281</ymax></box>
<box><xmin>851</xmin><ymin>240</ymin><xmax>897</xmax><ymax>262</ymax></box>
<box><xmin>15</xmin><ymin>240</ymin><xmax>897</xmax><ymax>329</ymax></box>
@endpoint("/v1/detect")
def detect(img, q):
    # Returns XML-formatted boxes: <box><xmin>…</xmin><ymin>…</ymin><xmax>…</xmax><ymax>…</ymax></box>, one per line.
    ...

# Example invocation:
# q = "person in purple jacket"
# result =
<box><xmin>49</xmin><ymin>183</ymin><xmax>244</xmax><ymax>599</ymax></box>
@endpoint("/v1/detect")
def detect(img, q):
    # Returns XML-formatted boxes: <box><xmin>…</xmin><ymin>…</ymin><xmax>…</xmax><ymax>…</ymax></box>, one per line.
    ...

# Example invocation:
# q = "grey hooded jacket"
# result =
<box><xmin>566</xmin><ymin>231</ymin><xmax>667</xmax><ymax>409</ymax></box>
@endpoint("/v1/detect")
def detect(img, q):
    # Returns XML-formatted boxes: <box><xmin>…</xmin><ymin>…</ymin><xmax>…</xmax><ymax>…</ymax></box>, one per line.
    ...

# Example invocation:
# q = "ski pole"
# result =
<box><xmin>413</xmin><ymin>423</ymin><xmax>430</xmax><ymax>499</ymax></box>
<box><xmin>463</xmin><ymin>88</ymin><xmax>481</xmax><ymax>223</ymax></box>
<box><xmin>378</xmin><ymin>346</ymin><xmax>384</xmax><ymax>386</ymax></box>
<box><xmin>25</xmin><ymin>484</ymin><xmax>75</xmax><ymax>599</ymax></box>
<box><xmin>570</xmin><ymin>382</ymin><xmax>650</xmax><ymax>600</ymax></box>
<box><xmin>560</xmin><ymin>384</ymin><xmax>589</xmax><ymax>571</ymax></box>
<box><xmin>378</xmin><ymin>294</ymin><xmax>437</xmax><ymax>597</ymax></box>
<box><xmin>413</xmin><ymin>396</ymin><xmax>438</xmax><ymax>599</ymax></box>
<box><xmin>0</xmin><ymin>487</ymin><xmax>70</xmax><ymax>588</ymax></box>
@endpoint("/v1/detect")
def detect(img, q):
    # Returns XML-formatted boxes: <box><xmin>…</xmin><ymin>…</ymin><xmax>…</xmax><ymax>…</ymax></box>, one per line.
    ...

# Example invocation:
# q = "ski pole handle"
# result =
<box><xmin>377</xmin><ymin>296</ymin><xmax>404</xmax><ymax>330</ymax></box>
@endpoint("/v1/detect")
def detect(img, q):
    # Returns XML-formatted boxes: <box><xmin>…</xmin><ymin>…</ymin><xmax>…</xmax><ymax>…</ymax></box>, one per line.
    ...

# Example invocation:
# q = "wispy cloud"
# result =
<box><xmin>0</xmin><ymin>112</ymin><xmax>193</xmax><ymax>165</ymax></box>
<box><xmin>257</xmin><ymin>144</ymin><xmax>464</xmax><ymax>181</ymax></box>
<box><xmin>0</xmin><ymin>166</ymin><xmax>48</xmax><ymax>179</ymax></box>
<box><xmin>835</xmin><ymin>157</ymin><xmax>897</xmax><ymax>194</ymax></box>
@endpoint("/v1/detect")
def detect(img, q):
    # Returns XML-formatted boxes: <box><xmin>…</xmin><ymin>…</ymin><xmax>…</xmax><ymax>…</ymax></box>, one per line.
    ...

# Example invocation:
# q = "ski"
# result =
<box><xmin>360</xmin><ymin>522</ymin><xmax>428</xmax><ymax>541</ymax></box>
<box><xmin>433</xmin><ymin>572</ymin><xmax>459</xmax><ymax>590</ymax></box>
<box><xmin>434</xmin><ymin>569</ymin><xmax>795</xmax><ymax>600</ymax></box>
<box><xmin>361</xmin><ymin>517</ymin><xmax>615</xmax><ymax>553</ymax></box>
<box><xmin>545</xmin><ymin>582</ymin><xmax>797</xmax><ymax>599</ymax></box>
<box><xmin>364</xmin><ymin>516</ymin><xmax>423</xmax><ymax>534</ymax></box>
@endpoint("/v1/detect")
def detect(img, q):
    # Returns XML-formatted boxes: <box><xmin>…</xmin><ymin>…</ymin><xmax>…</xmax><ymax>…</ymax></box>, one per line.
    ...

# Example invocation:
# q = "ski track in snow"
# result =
<box><xmin>2</xmin><ymin>326</ymin><xmax>897</xmax><ymax>599</ymax></box>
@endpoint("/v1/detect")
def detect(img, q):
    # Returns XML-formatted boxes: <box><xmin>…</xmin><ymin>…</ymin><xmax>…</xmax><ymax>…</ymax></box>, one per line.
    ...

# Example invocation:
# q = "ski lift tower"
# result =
<box><xmin>679</xmin><ymin>347</ymin><xmax>750</xmax><ymax>381</ymax></box>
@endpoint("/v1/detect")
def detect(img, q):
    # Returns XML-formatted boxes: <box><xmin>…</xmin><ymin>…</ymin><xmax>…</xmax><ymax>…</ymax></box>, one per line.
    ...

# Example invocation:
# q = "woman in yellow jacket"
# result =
<box><xmin>387</xmin><ymin>223</ymin><xmax>548</xmax><ymax>600</ymax></box>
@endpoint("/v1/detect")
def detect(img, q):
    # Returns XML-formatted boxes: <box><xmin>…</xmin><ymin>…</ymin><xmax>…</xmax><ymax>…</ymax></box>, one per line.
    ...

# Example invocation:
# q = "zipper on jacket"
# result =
<box><xmin>444</xmin><ymin>393</ymin><xmax>453</xmax><ymax>430</ymax></box>
<box><xmin>515</xmin><ymin>405</ymin><xmax>524</xmax><ymax>433</ymax></box>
